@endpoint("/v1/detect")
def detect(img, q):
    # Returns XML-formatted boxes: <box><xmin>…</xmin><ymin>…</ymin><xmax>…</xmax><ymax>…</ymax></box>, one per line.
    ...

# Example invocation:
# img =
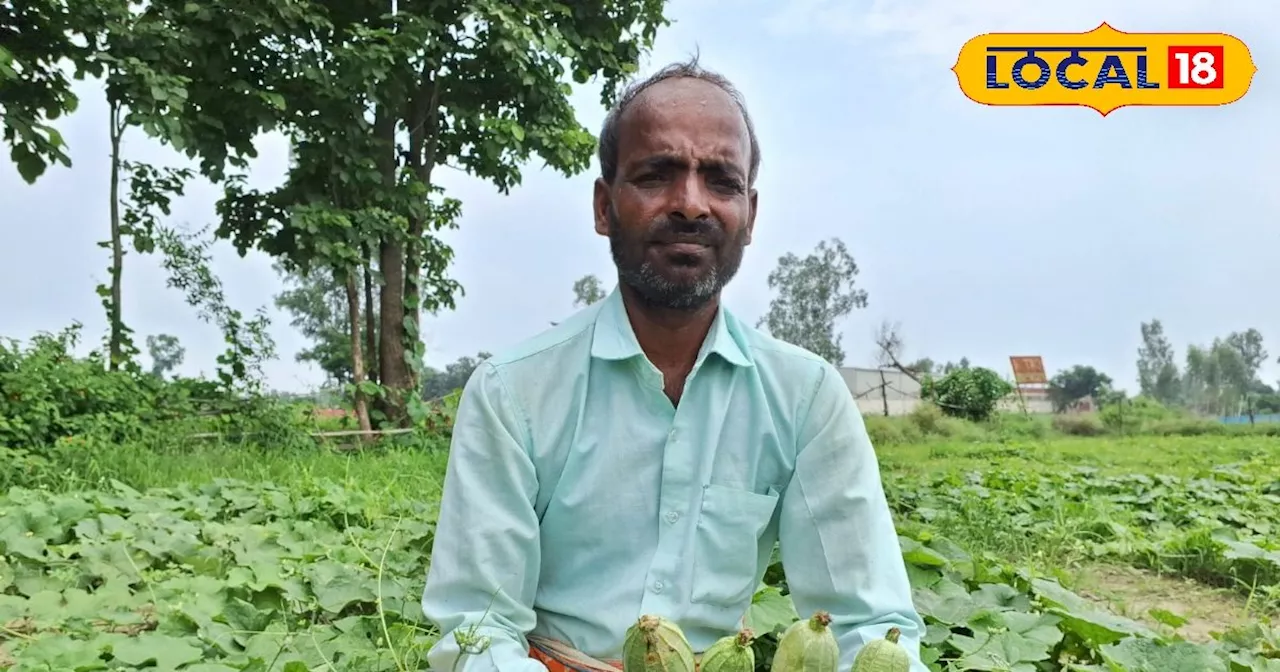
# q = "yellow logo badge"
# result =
<box><xmin>951</xmin><ymin>22</ymin><xmax>1256</xmax><ymax>115</ymax></box>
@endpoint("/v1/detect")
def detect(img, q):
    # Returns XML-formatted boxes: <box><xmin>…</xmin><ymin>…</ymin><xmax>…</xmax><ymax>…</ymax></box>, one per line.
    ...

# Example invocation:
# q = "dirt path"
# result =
<box><xmin>1066</xmin><ymin>563</ymin><xmax>1272</xmax><ymax>642</ymax></box>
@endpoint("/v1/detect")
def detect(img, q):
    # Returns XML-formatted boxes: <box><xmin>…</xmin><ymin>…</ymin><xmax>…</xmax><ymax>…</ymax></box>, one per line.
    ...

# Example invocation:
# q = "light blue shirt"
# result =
<box><xmin>422</xmin><ymin>288</ymin><xmax>928</xmax><ymax>672</ymax></box>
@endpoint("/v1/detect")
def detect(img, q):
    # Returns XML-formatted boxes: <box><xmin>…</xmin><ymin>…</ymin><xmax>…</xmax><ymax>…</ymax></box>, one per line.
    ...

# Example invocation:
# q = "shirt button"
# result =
<box><xmin>652</xmin><ymin>581</ymin><xmax>664</xmax><ymax>593</ymax></box>
<box><xmin>668</xmin><ymin>429</ymin><xmax>677</xmax><ymax>441</ymax></box>
<box><xmin>664</xmin><ymin>511</ymin><xmax>679</xmax><ymax>524</ymax></box>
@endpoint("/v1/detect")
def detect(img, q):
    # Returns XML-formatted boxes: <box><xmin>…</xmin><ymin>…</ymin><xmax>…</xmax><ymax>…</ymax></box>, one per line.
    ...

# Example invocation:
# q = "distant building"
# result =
<box><xmin>837</xmin><ymin>367</ymin><xmax>921</xmax><ymax>417</ymax></box>
<box><xmin>837</xmin><ymin>366</ymin><xmax>1055</xmax><ymax>416</ymax></box>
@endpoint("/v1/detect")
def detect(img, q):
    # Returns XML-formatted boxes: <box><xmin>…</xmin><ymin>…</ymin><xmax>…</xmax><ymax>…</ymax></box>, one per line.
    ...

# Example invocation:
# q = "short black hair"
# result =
<box><xmin>597</xmin><ymin>54</ymin><xmax>761</xmax><ymax>187</ymax></box>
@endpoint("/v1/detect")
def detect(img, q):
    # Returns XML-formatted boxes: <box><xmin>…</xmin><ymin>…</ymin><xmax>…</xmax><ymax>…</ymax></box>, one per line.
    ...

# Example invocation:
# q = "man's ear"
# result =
<box><xmin>745</xmin><ymin>188</ymin><xmax>758</xmax><ymax>245</ymax></box>
<box><xmin>593</xmin><ymin>178</ymin><xmax>611</xmax><ymax>236</ymax></box>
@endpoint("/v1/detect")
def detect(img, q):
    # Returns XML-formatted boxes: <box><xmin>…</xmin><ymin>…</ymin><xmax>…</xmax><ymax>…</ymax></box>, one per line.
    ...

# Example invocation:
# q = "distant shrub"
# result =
<box><xmin>865</xmin><ymin>415</ymin><xmax>920</xmax><ymax>446</ymax></box>
<box><xmin>921</xmin><ymin>367</ymin><xmax>1013</xmax><ymax>423</ymax></box>
<box><xmin>990</xmin><ymin>412</ymin><xmax>1052</xmax><ymax>441</ymax></box>
<box><xmin>1052</xmin><ymin>414</ymin><xmax>1106</xmax><ymax>436</ymax></box>
<box><xmin>1098</xmin><ymin>396</ymin><xmax>1179</xmax><ymax>433</ymax></box>
<box><xmin>908</xmin><ymin>401</ymin><xmax>948</xmax><ymax>435</ymax></box>
<box><xmin>1145</xmin><ymin>418</ymin><xmax>1222</xmax><ymax>436</ymax></box>
<box><xmin>0</xmin><ymin>325</ymin><xmax>315</xmax><ymax>463</ymax></box>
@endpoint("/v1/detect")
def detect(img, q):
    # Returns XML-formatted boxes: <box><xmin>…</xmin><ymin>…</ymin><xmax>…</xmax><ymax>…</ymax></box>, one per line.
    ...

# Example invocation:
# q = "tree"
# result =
<box><xmin>1223</xmin><ymin>328</ymin><xmax>1268</xmax><ymax>421</ymax></box>
<box><xmin>1136</xmin><ymin>319</ymin><xmax>1181</xmax><ymax>404</ymax></box>
<box><xmin>203</xmin><ymin>0</ymin><xmax>672</xmax><ymax>428</ymax></box>
<box><xmin>3</xmin><ymin>0</ymin><xmax>194</xmax><ymax>370</ymax></box>
<box><xmin>1224</xmin><ymin>328</ymin><xmax>1267</xmax><ymax>384</ymax></box>
<box><xmin>573</xmin><ymin>274</ymin><xmax>608</xmax><ymax>307</ymax></box>
<box><xmin>872</xmin><ymin>320</ymin><xmax>906</xmax><ymax>370</ymax></box>
<box><xmin>870</xmin><ymin>320</ymin><xmax>934</xmax><ymax>377</ymax></box>
<box><xmin>274</xmin><ymin>264</ymin><xmax>355</xmax><ymax>385</ymax></box>
<box><xmin>757</xmin><ymin>238</ymin><xmax>869</xmax><ymax>366</ymax></box>
<box><xmin>5</xmin><ymin>0</ymin><xmax>281</xmax><ymax>396</ymax></box>
<box><xmin>904</xmin><ymin>358</ymin><xmax>935</xmax><ymax>376</ymax></box>
<box><xmin>940</xmin><ymin>358</ymin><xmax>971</xmax><ymax>375</ymax></box>
<box><xmin>1179</xmin><ymin>332</ymin><xmax>1268</xmax><ymax>419</ymax></box>
<box><xmin>422</xmin><ymin>352</ymin><xmax>493</xmax><ymax>401</ymax></box>
<box><xmin>1047</xmin><ymin>365</ymin><xmax>1113</xmax><ymax>412</ymax></box>
<box><xmin>0</xmin><ymin>0</ymin><xmax>122</xmax><ymax>182</ymax></box>
<box><xmin>98</xmin><ymin>2</ymin><xmax>205</xmax><ymax>372</ymax></box>
<box><xmin>1182</xmin><ymin>343</ymin><xmax>1222</xmax><ymax>415</ymax></box>
<box><xmin>145</xmin><ymin>333</ymin><xmax>184</xmax><ymax>377</ymax></box>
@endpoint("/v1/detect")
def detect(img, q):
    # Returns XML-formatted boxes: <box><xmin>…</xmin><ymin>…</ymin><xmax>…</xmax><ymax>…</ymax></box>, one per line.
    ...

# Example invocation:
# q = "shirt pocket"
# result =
<box><xmin>690</xmin><ymin>483</ymin><xmax>781</xmax><ymax>606</ymax></box>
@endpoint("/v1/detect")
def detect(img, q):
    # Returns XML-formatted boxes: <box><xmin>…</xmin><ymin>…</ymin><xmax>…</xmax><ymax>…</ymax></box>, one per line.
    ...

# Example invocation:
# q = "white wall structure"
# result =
<box><xmin>837</xmin><ymin>367</ymin><xmax>922</xmax><ymax>417</ymax></box>
<box><xmin>836</xmin><ymin>366</ymin><xmax>1055</xmax><ymax>417</ymax></box>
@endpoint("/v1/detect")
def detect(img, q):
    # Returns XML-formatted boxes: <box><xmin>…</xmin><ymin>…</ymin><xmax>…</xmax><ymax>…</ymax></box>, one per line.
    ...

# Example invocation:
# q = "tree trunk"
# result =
<box><xmin>879</xmin><ymin>370</ymin><xmax>889</xmax><ymax>417</ymax></box>
<box><xmin>363</xmin><ymin>252</ymin><xmax>378</xmax><ymax>385</ymax></box>
<box><xmin>107</xmin><ymin>101</ymin><xmax>125</xmax><ymax>371</ymax></box>
<box><xmin>344</xmin><ymin>269</ymin><xmax>373</xmax><ymax>440</ymax></box>
<box><xmin>403</xmin><ymin>69</ymin><xmax>441</xmax><ymax>393</ymax></box>
<box><xmin>374</xmin><ymin>106</ymin><xmax>411</xmax><ymax>425</ymax></box>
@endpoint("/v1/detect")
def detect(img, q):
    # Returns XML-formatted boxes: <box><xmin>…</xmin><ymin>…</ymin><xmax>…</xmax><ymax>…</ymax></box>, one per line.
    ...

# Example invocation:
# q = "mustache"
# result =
<box><xmin>645</xmin><ymin>217</ymin><xmax>726</xmax><ymax>246</ymax></box>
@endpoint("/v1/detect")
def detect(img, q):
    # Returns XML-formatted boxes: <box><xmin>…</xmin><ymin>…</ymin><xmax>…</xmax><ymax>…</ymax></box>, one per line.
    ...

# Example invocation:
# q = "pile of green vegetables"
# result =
<box><xmin>624</xmin><ymin>611</ymin><xmax>907</xmax><ymax>672</ymax></box>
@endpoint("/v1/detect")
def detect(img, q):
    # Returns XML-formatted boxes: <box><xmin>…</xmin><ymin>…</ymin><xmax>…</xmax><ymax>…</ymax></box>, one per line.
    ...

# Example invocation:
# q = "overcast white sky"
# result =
<box><xmin>3</xmin><ymin>0</ymin><xmax>1277</xmax><ymax>394</ymax></box>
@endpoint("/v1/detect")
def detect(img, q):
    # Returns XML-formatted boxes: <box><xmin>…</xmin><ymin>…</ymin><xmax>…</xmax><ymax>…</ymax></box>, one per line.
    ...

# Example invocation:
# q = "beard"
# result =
<box><xmin>607</xmin><ymin>205</ymin><xmax>748</xmax><ymax>311</ymax></box>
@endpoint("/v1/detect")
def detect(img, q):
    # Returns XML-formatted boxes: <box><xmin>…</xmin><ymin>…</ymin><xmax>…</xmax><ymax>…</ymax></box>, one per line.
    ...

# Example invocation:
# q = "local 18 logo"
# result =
<box><xmin>951</xmin><ymin>22</ymin><xmax>1256</xmax><ymax>115</ymax></box>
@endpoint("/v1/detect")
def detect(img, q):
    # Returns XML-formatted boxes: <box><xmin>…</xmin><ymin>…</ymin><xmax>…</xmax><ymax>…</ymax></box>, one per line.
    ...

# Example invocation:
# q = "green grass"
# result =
<box><xmin>49</xmin><ymin>431</ymin><xmax>1276</xmax><ymax>498</ymax></box>
<box><xmin>878</xmin><ymin>433</ymin><xmax>1277</xmax><ymax>477</ymax></box>
<box><xmin>39</xmin><ymin>439</ymin><xmax>451</xmax><ymax>517</ymax></box>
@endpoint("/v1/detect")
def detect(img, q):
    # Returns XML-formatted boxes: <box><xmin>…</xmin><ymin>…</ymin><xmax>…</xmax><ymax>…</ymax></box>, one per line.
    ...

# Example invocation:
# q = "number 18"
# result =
<box><xmin>1168</xmin><ymin>46</ymin><xmax>1224</xmax><ymax>89</ymax></box>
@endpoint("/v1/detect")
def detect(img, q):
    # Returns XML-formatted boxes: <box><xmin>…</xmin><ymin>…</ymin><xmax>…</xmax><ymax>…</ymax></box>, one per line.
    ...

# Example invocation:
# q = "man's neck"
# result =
<box><xmin>618</xmin><ymin>285</ymin><xmax>719</xmax><ymax>373</ymax></box>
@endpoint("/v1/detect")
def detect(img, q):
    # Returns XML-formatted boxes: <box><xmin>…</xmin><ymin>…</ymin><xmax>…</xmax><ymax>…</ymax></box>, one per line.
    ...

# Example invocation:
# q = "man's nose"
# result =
<box><xmin>667</xmin><ymin>171</ymin><xmax>712</xmax><ymax>220</ymax></box>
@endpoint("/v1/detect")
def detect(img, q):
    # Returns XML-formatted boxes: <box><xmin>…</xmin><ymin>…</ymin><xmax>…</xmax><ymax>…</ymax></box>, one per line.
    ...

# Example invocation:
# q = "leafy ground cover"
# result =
<box><xmin>0</xmin><ymin>480</ymin><xmax>438</xmax><ymax>671</ymax></box>
<box><xmin>2</xmin><ymin>436</ymin><xmax>1278</xmax><ymax>670</ymax></box>
<box><xmin>880</xmin><ymin>436</ymin><xmax>1280</xmax><ymax>614</ymax></box>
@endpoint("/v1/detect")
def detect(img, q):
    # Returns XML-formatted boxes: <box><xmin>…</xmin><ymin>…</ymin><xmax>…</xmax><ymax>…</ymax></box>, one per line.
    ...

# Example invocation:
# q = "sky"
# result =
<box><xmin>3</xmin><ymin>0</ymin><xmax>1278</xmax><ymax>394</ymax></box>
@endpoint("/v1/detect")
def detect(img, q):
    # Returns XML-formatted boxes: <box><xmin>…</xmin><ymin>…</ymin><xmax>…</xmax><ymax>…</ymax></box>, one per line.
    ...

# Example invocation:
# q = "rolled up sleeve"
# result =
<box><xmin>777</xmin><ymin>363</ymin><xmax>929</xmax><ymax>672</ymax></box>
<box><xmin>423</xmin><ymin>361</ymin><xmax>548</xmax><ymax>672</ymax></box>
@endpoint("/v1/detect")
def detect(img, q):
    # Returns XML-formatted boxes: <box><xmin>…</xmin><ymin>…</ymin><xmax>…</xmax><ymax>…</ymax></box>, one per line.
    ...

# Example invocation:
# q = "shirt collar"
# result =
<box><xmin>589</xmin><ymin>286</ymin><xmax>754</xmax><ymax>368</ymax></box>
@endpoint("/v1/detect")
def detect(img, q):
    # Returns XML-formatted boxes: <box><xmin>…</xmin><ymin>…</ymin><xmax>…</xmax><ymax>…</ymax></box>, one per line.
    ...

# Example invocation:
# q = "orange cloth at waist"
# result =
<box><xmin>528</xmin><ymin>635</ymin><xmax>702</xmax><ymax>672</ymax></box>
<box><xmin>528</xmin><ymin>636</ymin><xmax>622</xmax><ymax>672</ymax></box>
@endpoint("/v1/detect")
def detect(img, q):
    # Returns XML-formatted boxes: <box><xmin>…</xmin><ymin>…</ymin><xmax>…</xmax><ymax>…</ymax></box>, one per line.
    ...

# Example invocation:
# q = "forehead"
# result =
<box><xmin>615</xmin><ymin>78</ymin><xmax>751</xmax><ymax>169</ymax></box>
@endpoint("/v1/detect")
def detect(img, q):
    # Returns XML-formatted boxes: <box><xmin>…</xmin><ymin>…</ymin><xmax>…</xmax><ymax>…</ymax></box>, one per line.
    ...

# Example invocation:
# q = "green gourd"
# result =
<box><xmin>699</xmin><ymin>628</ymin><xmax>756</xmax><ymax>672</ymax></box>
<box><xmin>771</xmin><ymin>611</ymin><xmax>840</xmax><ymax>672</ymax></box>
<box><xmin>850</xmin><ymin>627</ymin><xmax>909</xmax><ymax>672</ymax></box>
<box><xmin>622</xmin><ymin>615</ymin><xmax>696</xmax><ymax>672</ymax></box>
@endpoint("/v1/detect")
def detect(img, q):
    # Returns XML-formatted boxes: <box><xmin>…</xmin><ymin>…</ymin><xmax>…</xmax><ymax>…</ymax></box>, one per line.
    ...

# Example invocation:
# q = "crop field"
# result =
<box><xmin>1</xmin><ymin>434</ymin><xmax>1278</xmax><ymax>671</ymax></box>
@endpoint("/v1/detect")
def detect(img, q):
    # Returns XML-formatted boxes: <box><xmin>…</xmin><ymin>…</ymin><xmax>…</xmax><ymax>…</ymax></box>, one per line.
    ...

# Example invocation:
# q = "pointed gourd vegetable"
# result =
<box><xmin>771</xmin><ymin>610</ymin><xmax>840</xmax><ymax>672</ymax></box>
<box><xmin>622</xmin><ymin>615</ymin><xmax>696</xmax><ymax>672</ymax></box>
<box><xmin>700</xmin><ymin>628</ymin><xmax>756</xmax><ymax>672</ymax></box>
<box><xmin>849</xmin><ymin>627</ymin><xmax>909</xmax><ymax>672</ymax></box>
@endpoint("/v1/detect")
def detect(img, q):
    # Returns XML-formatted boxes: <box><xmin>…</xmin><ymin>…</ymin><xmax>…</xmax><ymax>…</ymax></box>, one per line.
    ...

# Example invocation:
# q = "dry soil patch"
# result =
<box><xmin>1068</xmin><ymin>563</ymin><xmax>1272</xmax><ymax>642</ymax></box>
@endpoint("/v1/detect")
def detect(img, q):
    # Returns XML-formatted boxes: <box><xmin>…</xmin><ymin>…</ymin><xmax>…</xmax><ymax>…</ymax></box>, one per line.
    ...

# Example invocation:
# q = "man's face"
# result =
<box><xmin>595</xmin><ymin>77</ymin><xmax>757</xmax><ymax>311</ymax></box>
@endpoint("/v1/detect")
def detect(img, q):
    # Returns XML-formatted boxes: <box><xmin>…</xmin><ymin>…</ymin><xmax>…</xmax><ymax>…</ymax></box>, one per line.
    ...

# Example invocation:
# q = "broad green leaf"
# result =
<box><xmin>743</xmin><ymin>585</ymin><xmax>797</xmax><ymax>635</ymax></box>
<box><xmin>1099</xmin><ymin>637</ymin><xmax>1229</xmax><ymax>671</ymax></box>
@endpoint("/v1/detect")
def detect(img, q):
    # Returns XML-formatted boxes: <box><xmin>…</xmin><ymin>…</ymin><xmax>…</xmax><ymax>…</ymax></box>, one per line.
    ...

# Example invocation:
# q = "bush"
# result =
<box><xmin>0</xmin><ymin>325</ymin><xmax>315</xmax><ymax>462</ymax></box>
<box><xmin>0</xmin><ymin>326</ymin><xmax>168</xmax><ymax>454</ymax></box>
<box><xmin>865</xmin><ymin>415</ymin><xmax>922</xmax><ymax>446</ymax></box>
<box><xmin>1052</xmin><ymin>414</ymin><xmax>1106</xmax><ymax>436</ymax></box>
<box><xmin>907</xmin><ymin>401</ymin><xmax>948</xmax><ymax>435</ymax></box>
<box><xmin>921</xmin><ymin>367</ymin><xmax>1013</xmax><ymax>423</ymax></box>
<box><xmin>1098</xmin><ymin>396</ymin><xmax>1186</xmax><ymax>434</ymax></box>
<box><xmin>988</xmin><ymin>412</ymin><xmax>1052</xmax><ymax>441</ymax></box>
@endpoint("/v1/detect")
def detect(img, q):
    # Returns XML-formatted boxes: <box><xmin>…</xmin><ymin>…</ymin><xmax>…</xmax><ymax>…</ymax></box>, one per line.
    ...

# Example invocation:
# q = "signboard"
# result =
<box><xmin>951</xmin><ymin>22</ymin><xmax>1256</xmax><ymax>116</ymax></box>
<box><xmin>1009</xmin><ymin>356</ymin><xmax>1047</xmax><ymax>385</ymax></box>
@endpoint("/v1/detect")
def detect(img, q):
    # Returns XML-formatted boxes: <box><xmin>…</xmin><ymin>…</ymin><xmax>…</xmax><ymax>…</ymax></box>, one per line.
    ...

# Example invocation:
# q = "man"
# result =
<box><xmin>422</xmin><ymin>58</ymin><xmax>928</xmax><ymax>672</ymax></box>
